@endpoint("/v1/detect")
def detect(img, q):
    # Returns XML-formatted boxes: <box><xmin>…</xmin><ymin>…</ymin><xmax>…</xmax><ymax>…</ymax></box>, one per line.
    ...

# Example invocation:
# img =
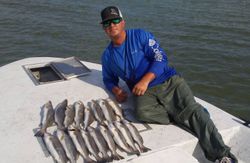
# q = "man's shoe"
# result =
<box><xmin>219</xmin><ymin>156</ymin><xmax>235</xmax><ymax>163</ymax></box>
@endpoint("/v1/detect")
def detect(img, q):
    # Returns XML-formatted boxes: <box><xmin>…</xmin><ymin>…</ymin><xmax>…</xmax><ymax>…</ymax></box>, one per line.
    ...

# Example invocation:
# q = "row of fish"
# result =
<box><xmin>35</xmin><ymin>98</ymin><xmax>150</xmax><ymax>163</ymax></box>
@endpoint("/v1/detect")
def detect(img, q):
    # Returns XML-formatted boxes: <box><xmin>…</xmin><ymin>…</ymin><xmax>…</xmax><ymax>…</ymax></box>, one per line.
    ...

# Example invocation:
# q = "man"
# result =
<box><xmin>100</xmin><ymin>6</ymin><xmax>237</xmax><ymax>163</ymax></box>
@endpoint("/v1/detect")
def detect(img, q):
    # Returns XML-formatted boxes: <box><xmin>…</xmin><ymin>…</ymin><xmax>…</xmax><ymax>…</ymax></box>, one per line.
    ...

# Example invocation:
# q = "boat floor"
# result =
<box><xmin>0</xmin><ymin>57</ymin><xmax>249</xmax><ymax>163</ymax></box>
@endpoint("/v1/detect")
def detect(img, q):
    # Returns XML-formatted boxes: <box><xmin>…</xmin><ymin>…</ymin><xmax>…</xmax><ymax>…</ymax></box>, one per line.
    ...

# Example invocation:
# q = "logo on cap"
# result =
<box><xmin>110</xmin><ymin>8</ymin><xmax>118</xmax><ymax>15</ymax></box>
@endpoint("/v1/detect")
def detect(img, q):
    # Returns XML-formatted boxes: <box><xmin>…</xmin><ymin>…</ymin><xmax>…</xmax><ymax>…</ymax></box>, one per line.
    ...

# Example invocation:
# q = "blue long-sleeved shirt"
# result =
<box><xmin>102</xmin><ymin>29</ymin><xmax>177</xmax><ymax>92</ymax></box>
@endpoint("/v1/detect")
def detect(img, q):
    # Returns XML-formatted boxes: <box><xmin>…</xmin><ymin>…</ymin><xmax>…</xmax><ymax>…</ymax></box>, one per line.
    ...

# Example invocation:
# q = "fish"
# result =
<box><xmin>68</xmin><ymin>130</ymin><xmax>94</xmax><ymax>163</ymax></box>
<box><xmin>121</xmin><ymin>118</ymin><xmax>151</xmax><ymax>153</ymax></box>
<box><xmin>83</xmin><ymin>106</ymin><xmax>95</xmax><ymax>130</ymax></box>
<box><xmin>54</xmin><ymin>99</ymin><xmax>68</xmax><ymax>130</ymax></box>
<box><xmin>56</xmin><ymin>129</ymin><xmax>78</xmax><ymax>163</ymax></box>
<box><xmin>104</xmin><ymin>121</ymin><xmax>135</xmax><ymax>155</ymax></box>
<box><xmin>73</xmin><ymin>101</ymin><xmax>85</xmax><ymax>129</ymax></box>
<box><xmin>97</xmin><ymin>124</ymin><xmax>124</xmax><ymax>160</ymax></box>
<box><xmin>88</xmin><ymin>100</ymin><xmax>105</xmax><ymax>124</ymax></box>
<box><xmin>105</xmin><ymin>98</ymin><xmax>124</xmax><ymax>119</ymax></box>
<box><xmin>35</xmin><ymin>101</ymin><xmax>55</xmax><ymax>137</ymax></box>
<box><xmin>64</xmin><ymin>104</ymin><xmax>75</xmax><ymax>129</ymax></box>
<box><xmin>87</xmin><ymin>126</ymin><xmax>111</xmax><ymax>162</ymax></box>
<box><xmin>81</xmin><ymin>130</ymin><xmax>103</xmax><ymax>162</ymax></box>
<box><xmin>43</xmin><ymin>132</ymin><xmax>68</xmax><ymax>163</ymax></box>
<box><xmin>96</xmin><ymin>99</ymin><xmax>116</xmax><ymax>122</ymax></box>
<box><xmin>113</xmin><ymin>121</ymin><xmax>140</xmax><ymax>155</ymax></box>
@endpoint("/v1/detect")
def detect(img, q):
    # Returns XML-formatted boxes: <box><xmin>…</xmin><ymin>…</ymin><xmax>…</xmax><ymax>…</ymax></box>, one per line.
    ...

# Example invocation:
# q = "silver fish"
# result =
<box><xmin>96</xmin><ymin>99</ymin><xmax>116</xmax><ymax>122</ymax></box>
<box><xmin>43</xmin><ymin>132</ymin><xmax>68</xmax><ymax>163</ymax></box>
<box><xmin>105</xmin><ymin>98</ymin><xmax>124</xmax><ymax>119</ymax></box>
<box><xmin>88</xmin><ymin>100</ymin><xmax>105</xmax><ymax>124</ymax></box>
<box><xmin>56</xmin><ymin>129</ymin><xmax>78</xmax><ymax>163</ymax></box>
<box><xmin>83</xmin><ymin>107</ymin><xmax>94</xmax><ymax>130</ymax></box>
<box><xmin>64</xmin><ymin>104</ymin><xmax>75</xmax><ymax>129</ymax></box>
<box><xmin>87</xmin><ymin>126</ymin><xmax>111</xmax><ymax>162</ymax></box>
<box><xmin>68</xmin><ymin>130</ymin><xmax>94</xmax><ymax>163</ymax></box>
<box><xmin>54</xmin><ymin>99</ymin><xmax>67</xmax><ymax>130</ymax></box>
<box><xmin>73</xmin><ymin>101</ymin><xmax>85</xmax><ymax>129</ymax></box>
<box><xmin>122</xmin><ymin>119</ymin><xmax>151</xmax><ymax>153</ymax></box>
<box><xmin>113</xmin><ymin>121</ymin><xmax>140</xmax><ymax>155</ymax></box>
<box><xmin>35</xmin><ymin>101</ymin><xmax>54</xmax><ymax>137</ymax></box>
<box><xmin>81</xmin><ymin>130</ymin><xmax>103</xmax><ymax>162</ymax></box>
<box><xmin>97</xmin><ymin>124</ymin><xmax>124</xmax><ymax>160</ymax></box>
<box><xmin>104</xmin><ymin>121</ymin><xmax>135</xmax><ymax>155</ymax></box>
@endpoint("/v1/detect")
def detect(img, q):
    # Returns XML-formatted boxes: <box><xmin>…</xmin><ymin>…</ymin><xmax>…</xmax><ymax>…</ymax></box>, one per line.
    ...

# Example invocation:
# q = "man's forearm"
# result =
<box><xmin>140</xmin><ymin>72</ymin><xmax>156</xmax><ymax>85</ymax></box>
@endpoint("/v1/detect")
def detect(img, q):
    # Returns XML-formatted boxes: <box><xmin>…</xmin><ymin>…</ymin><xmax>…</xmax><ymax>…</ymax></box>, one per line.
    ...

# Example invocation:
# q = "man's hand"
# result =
<box><xmin>132</xmin><ymin>81</ymin><xmax>149</xmax><ymax>96</ymax></box>
<box><xmin>112</xmin><ymin>86</ymin><xmax>128</xmax><ymax>103</ymax></box>
<box><xmin>132</xmin><ymin>72</ymin><xmax>156</xmax><ymax>96</ymax></box>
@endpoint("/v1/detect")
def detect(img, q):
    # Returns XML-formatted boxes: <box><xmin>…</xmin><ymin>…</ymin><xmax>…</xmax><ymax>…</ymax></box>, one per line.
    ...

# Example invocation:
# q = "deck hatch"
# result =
<box><xmin>23</xmin><ymin>57</ymin><xmax>91</xmax><ymax>85</ymax></box>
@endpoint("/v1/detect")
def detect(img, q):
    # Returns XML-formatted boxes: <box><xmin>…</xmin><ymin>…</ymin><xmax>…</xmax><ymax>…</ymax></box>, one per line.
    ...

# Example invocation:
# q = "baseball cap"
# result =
<box><xmin>100</xmin><ymin>6</ymin><xmax>123</xmax><ymax>24</ymax></box>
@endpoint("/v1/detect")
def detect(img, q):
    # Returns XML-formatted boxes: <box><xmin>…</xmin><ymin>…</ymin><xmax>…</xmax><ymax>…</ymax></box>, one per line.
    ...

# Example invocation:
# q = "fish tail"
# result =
<box><xmin>140</xmin><ymin>145</ymin><xmax>151</xmax><ymax>153</ymax></box>
<box><xmin>34</xmin><ymin>128</ymin><xmax>45</xmax><ymax>137</ymax></box>
<box><xmin>82</xmin><ymin>156</ymin><xmax>95</xmax><ymax>163</ymax></box>
<box><xmin>58</xmin><ymin>126</ymin><xmax>67</xmax><ymax>132</ymax></box>
<box><xmin>69</xmin><ymin>159</ymin><xmax>77</xmax><ymax>163</ymax></box>
<box><xmin>94</xmin><ymin>155</ymin><xmax>103</xmax><ymax>163</ymax></box>
<box><xmin>82</xmin><ymin>124</ymin><xmax>87</xmax><ymax>131</ymax></box>
<box><xmin>125</xmin><ymin>147</ymin><xmax>140</xmax><ymax>156</ymax></box>
<box><xmin>136</xmin><ymin>142</ymin><xmax>151</xmax><ymax>153</ymax></box>
<box><xmin>112</xmin><ymin>152</ymin><xmax>124</xmax><ymax>160</ymax></box>
<box><xmin>96</xmin><ymin>159</ymin><xmax>106</xmax><ymax>163</ymax></box>
<box><xmin>129</xmin><ymin>146</ymin><xmax>140</xmax><ymax>156</ymax></box>
<box><xmin>134</xmin><ymin>150</ymin><xmax>140</xmax><ymax>156</ymax></box>
<box><xmin>104</xmin><ymin>154</ymin><xmax>113</xmax><ymax>162</ymax></box>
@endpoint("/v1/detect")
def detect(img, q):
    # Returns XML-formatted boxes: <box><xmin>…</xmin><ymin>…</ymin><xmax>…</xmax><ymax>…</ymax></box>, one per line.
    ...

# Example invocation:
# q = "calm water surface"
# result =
<box><xmin>0</xmin><ymin>0</ymin><xmax>249</xmax><ymax>121</ymax></box>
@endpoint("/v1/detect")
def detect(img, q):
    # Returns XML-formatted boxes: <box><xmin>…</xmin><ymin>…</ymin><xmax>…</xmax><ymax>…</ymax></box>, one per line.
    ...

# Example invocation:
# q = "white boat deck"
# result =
<box><xmin>0</xmin><ymin>57</ymin><xmax>249</xmax><ymax>163</ymax></box>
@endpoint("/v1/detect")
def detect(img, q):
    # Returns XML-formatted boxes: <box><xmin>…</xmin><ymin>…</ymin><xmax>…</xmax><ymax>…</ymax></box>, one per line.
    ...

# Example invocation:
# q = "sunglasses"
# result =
<box><xmin>102</xmin><ymin>18</ymin><xmax>122</xmax><ymax>28</ymax></box>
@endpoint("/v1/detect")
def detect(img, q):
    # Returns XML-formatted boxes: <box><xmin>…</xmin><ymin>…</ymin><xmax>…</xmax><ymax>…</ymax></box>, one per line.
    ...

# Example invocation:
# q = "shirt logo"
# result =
<box><xmin>154</xmin><ymin>51</ymin><xmax>163</xmax><ymax>61</ymax></box>
<box><xmin>149</xmin><ymin>39</ymin><xmax>156</xmax><ymax>47</ymax></box>
<box><xmin>149</xmin><ymin>39</ymin><xmax>163</xmax><ymax>62</ymax></box>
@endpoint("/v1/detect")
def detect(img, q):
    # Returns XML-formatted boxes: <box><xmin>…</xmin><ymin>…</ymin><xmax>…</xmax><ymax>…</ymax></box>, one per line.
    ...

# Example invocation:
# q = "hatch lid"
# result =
<box><xmin>23</xmin><ymin>57</ymin><xmax>91</xmax><ymax>85</ymax></box>
<box><xmin>50</xmin><ymin>57</ymin><xmax>91</xmax><ymax>79</ymax></box>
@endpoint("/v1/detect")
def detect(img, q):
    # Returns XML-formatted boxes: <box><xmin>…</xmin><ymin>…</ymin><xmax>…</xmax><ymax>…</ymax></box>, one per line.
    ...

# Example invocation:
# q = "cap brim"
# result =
<box><xmin>100</xmin><ymin>16</ymin><xmax>122</xmax><ymax>24</ymax></box>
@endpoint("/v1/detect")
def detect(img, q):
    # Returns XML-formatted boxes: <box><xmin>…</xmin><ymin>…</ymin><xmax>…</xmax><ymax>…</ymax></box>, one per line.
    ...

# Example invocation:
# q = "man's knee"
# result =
<box><xmin>135</xmin><ymin>108</ymin><xmax>151</xmax><ymax>122</ymax></box>
<box><xmin>135</xmin><ymin>108</ymin><xmax>170</xmax><ymax>124</ymax></box>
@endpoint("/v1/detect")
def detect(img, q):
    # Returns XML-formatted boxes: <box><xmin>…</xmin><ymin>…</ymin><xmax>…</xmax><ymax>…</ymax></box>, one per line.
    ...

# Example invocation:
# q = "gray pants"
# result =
<box><xmin>134</xmin><ymin>75</ymin><xmax>231</xmax><ymax>161</ymax></box>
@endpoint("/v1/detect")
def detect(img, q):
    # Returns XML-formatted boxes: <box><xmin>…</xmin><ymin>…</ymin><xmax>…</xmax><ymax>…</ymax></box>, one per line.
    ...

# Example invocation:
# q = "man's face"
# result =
<box><xmin>103</xmin><ymin>18</ymin><xmax>125</xmax><ymax>38</ymax></box>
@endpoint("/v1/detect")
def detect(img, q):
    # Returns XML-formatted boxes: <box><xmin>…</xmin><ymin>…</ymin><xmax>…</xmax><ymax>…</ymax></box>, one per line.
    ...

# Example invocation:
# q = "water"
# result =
<box><xmin>1</xmin><ymin>0</ymin><xmax>249</xmax><ymax>121</ymax></box>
